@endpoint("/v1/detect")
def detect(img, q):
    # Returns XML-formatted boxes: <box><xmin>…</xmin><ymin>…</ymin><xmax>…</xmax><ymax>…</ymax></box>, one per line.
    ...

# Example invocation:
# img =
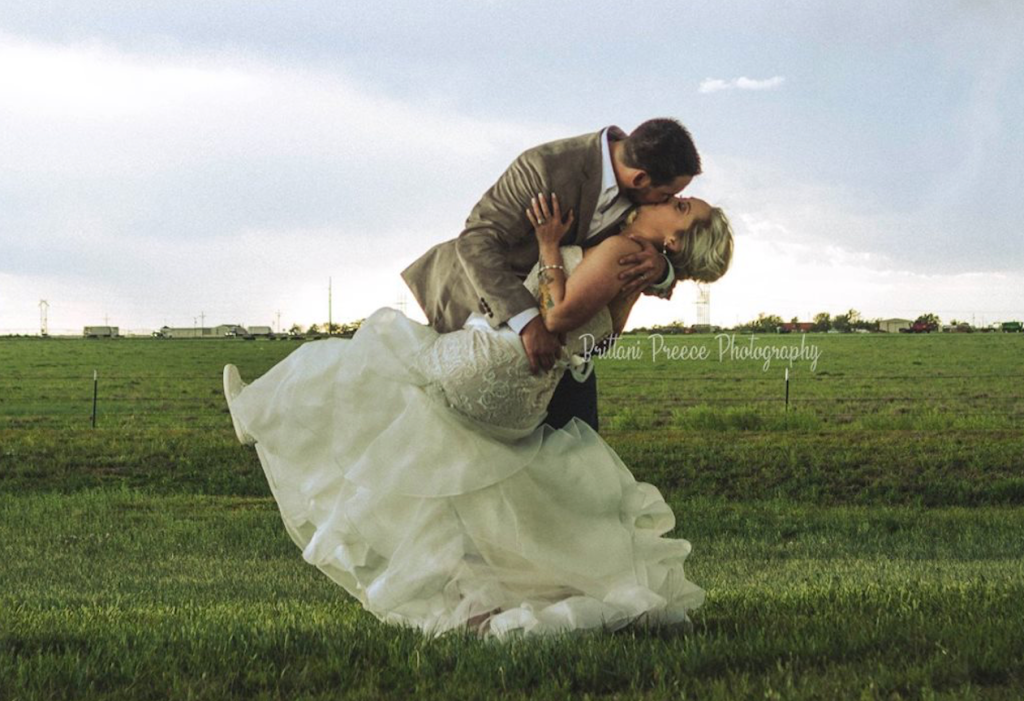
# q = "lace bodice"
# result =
<box><xmin>417</xmin><ymin>246</ymin><xmax>614</xmax><ymax>434</ymax></box>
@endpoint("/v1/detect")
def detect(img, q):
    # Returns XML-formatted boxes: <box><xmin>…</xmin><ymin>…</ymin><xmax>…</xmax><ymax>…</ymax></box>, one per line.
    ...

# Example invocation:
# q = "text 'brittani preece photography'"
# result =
<box><xmin>583</xmin><ymin>332</ymin><xmax>824</xmax><ymax>372</ymax></box>
<box><xmin>2</xmin><ymin>3</ymin><xmax>1023</xmax><ymax>700</ymax></box>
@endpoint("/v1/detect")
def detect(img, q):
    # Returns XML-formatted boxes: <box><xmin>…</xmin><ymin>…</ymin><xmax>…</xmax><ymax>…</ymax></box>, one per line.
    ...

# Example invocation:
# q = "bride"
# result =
<box><xmin>224</xmin><ymin>193</ymin><xmax>734</xmax><ymax>638</ymax></box>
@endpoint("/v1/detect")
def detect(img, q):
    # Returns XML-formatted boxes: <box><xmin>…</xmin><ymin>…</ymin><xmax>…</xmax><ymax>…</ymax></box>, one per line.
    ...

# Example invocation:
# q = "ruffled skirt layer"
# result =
<box><xmin>228</xmin><ymin>308</ymin><xmax>705</xmax><ymax>638</ymax></box>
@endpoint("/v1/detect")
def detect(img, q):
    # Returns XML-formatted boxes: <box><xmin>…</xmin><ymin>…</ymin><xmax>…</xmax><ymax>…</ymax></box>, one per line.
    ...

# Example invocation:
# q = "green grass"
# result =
<box><xmin>1</xmin><ymin>334</ymin><xmax>1021</xmax><ymax>506</ymax></box>
<box><xmin>3</xmin><ymin>489</ymin><xmax>1023</xmax><ymax>700</ymax></box>
<box><xmin>1</xmin><ymin>332</ymin><xmax>1023</xmax><ymax>698</ymax></box>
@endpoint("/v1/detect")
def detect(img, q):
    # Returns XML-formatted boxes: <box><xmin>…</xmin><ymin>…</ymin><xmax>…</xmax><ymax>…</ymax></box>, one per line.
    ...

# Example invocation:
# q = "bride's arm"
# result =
<box><xmin>526</xmin><ymin>194</ymin><xmax>572</xmax><ymax>328</ymax></box>
<box><xmin>544</xmin><ymin>237</ymin><xmax>640</xmax><ymax>334</ymax></box>
<box><xmin>537</xmin><ymin>244</ymin><xmax>566</xmax><ymax>321</ymax></box>
<box><xmin>528</xmin><ymin>194</ymin><xmax>639</xmax><ymax>335</ymax></box>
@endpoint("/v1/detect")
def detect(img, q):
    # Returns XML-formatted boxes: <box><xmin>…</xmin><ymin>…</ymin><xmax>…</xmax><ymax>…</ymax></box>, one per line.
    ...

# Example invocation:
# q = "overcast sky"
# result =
<box><xmin>2</xmin><ymin>1</ymin><xmax>1023</xmax><ymax>333</ymax></box>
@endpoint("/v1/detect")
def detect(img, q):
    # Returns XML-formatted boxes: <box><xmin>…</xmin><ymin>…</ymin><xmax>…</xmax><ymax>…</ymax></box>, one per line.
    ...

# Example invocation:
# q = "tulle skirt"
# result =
<box><xmin>227</xmin><ymin>308</ymin><xmax>705</xmax><ymax>638</ymax></box>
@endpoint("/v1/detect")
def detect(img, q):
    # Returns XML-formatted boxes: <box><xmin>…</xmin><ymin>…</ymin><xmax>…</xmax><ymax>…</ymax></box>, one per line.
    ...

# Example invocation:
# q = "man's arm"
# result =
<box><xmin>643</xmin><ymin>254</ymin><xmax>677</xmax><ymax>299</ymax></box>
<box><xmin>617</xmin><ymin>238</ymin><xmax>678</xmax><ymax>300</ymax></box>
<box><xmin>507</xmin><ymin>308</ymin><xmax>540</xmax><ymax>335</ymax></box>
<box><xmin>507</xmin><ymin>306</ymin><xmax>563</xmax><ymax>375</ymax></box>
<box><xmin>455</xmin><ymin>151</ymin><xmax>566</xmax><ymax>373</ymax></box>
<box><xmin>454</xmin><ymin>152</ymin><xmax>548</xmax><ymax>326</ymax></box>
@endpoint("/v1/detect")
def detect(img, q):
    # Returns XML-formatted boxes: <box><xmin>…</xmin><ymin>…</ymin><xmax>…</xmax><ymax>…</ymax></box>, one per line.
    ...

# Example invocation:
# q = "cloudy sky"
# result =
<box><xmin>2</xmin><ymin>1</ymin><xmax>1023</xmax><ymax>334</ymax></box>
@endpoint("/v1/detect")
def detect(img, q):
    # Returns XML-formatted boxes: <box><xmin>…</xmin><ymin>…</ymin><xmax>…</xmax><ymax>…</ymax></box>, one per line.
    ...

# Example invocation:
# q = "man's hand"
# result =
<box><xmin>520</xmin><ymin>315</ymin><xmax>563</xmax><ymax>374</ymax></box>
<box><xmin>642</xmin><ymin>276</ymin><xmax>678</xmax><ymax>300</ymax></box>
<box><xmin>617</xmin><ymin>235</ymin><xmax>668</xmax><ymax>297</ymax></box>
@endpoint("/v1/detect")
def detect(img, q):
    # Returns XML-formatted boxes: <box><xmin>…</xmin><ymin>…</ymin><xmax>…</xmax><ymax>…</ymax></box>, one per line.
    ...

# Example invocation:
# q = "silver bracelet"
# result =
<box><xmin>538</xmin><ymin>264</ymin><xmax>565</xmax><ymax>274</ymax></box>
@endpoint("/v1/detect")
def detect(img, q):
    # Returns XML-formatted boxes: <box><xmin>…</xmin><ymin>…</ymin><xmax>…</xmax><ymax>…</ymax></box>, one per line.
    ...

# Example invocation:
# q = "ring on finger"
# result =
<box><xmin>537</xmin><ymin>218</ymin><xmax>546</xmax><ymax>225</ymax></box>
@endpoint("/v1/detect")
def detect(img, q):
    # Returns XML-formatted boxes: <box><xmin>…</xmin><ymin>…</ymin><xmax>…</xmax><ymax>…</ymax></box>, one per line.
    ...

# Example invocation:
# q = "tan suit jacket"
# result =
<box><xmin>402</xmin><ymin>127</ymin><xmax>629</xmax><ymax>333</ymax></box>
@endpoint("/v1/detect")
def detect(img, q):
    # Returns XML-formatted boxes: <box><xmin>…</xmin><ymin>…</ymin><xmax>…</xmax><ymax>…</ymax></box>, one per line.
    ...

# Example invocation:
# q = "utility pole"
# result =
<box><xmin>276</xmin><ymin>310</ymin><xmax>281</xmax><ymax>333</ymax></box>
<box><xmin>200</xmin><ymin>311</ymin><xmax>205</xmax><ymax>332</ymax></box>
<box><xmin>328</xmin><ymin>277</ymin><xmax>333</xmax><ymax>336</ymax></box>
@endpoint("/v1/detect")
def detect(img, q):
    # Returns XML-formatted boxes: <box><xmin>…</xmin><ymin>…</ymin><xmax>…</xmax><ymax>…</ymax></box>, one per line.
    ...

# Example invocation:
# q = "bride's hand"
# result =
<box><xmin>526</xmin><ymin>193</ymin><xmax>574</xmax><ymax>248</ymax></box>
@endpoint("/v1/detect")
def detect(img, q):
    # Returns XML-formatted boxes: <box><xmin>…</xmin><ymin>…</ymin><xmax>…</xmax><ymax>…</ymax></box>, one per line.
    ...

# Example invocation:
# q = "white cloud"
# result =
<box><xmin>625</xmin><ymin>226</ymin><xmax>1024</xmax><ymax>331</ymax></box>
<box><xmin>698</xmin><ymin>75</ymin><xmax>785</xmax><ymax>93</ymax></box>
<box><xmin>0</xmin><ymin>32</ymin><xmax>558</xmax><ymax>178</ymax></box>
<box><xmin>0</xmin><ymin>226</ymin><xmax>428</xmax><ymax>334</ymax></box>
<box><xmin>1</xmin><ymin>30</ymin><xmax>1021</xmax><ymax>336</ymax></box>
<box><xmin>0</xmin><ymin>33</ymin><xmax>566</xmax><ymax>332</ymax></box>
<box><xmin>619</xmin><ymin>152</ymin><xmax>1024</xmax><ymax>330</ymax></box>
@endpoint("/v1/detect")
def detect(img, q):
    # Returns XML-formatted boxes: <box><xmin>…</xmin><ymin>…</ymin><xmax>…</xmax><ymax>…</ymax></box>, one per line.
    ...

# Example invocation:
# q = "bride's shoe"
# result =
<box><xmin>223</xmin><ymin>364</ymin><xmax>256</xmax><ymax>446</ymax></box>
<box><xmin>465</xmin><ymin>608</ymin><xmax>500</xmax><ymax>636</ymax></box>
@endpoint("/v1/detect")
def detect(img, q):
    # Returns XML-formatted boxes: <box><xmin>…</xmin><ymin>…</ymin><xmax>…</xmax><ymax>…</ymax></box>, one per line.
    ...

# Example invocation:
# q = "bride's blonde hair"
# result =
<box><xmin>624</xmin><ymin>206</ymin><xmax>734</xmax><ymax>283</ymax></box>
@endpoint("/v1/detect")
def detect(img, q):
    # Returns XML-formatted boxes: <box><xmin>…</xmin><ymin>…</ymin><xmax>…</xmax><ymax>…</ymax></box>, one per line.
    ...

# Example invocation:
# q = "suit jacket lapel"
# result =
<box><xmin>572</xmin><ymin>126</ymin><xmax>627</xmax><ymax>246</ymax></box>
<box><xmin>567</xmin><ymin>129</ymin><xmax>608</xmax><ymax>245</ymax></box>
<box><xmin>572</xmin><ymin>178</ymin><xmax>599</xmax><ymax>245</ymax></box>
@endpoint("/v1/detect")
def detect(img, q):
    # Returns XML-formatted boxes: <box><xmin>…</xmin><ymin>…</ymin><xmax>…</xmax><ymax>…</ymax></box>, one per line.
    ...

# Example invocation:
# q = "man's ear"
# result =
<box><xmin>631</xmin><ymin>171</ymin><xmax>651</xmax><ymax>189</ymax></box>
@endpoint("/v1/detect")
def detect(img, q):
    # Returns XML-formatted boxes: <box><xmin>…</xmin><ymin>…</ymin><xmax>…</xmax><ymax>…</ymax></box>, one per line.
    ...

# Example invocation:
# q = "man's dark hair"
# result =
<box><xmin>622</xmin><ymin>118</ymin><xmax>702</xmax><ymax>186</ymax></box>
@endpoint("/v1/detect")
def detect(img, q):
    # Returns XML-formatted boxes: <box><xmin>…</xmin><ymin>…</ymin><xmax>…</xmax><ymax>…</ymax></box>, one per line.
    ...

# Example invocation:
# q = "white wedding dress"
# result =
<box><xmin>226</xmin><ymin>247</ymin><xmax>706</xmax><ymax>638</ymax></box>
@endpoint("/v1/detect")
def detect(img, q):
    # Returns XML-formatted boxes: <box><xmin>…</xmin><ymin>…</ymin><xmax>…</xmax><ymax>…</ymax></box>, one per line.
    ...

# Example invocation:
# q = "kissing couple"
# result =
<box><xmin>224</xmin><ymin>118</ymin><xmax>735</xmax><ymax>638</ymax></box>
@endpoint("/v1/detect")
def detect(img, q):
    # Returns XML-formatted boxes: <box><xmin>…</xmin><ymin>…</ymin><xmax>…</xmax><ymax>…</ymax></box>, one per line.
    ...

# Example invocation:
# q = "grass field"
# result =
<box><xmin>1</xmin><ymin>332</ymin><xmax>1022</xmax><ymax>699</ymax></box>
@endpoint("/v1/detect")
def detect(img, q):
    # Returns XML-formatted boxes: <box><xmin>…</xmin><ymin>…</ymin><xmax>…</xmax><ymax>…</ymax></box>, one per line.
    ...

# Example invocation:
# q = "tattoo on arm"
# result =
<box><xmin>537</xmin><ymin>252</ymin><xmax>564</xmax><ymax>319</ymax></box>
<box><xmin>540</xmin><ymin>272</ymin><xmax>555</xmax><ymax>309</ymax></box>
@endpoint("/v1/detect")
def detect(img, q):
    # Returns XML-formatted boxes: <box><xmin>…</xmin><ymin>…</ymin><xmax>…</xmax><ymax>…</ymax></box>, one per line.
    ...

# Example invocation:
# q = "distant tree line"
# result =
<box><xmin>288</xmin><ymin>319</ymin><xmax>365</xmax><ymax>338</ymax></box>
<box><xmin>631</xmin><ymin>311</ymin><xmax>1012</xmax><ymax>335</ymax></box>
<box><xmin>284</xmin><ymin>311</ymin><xmax>1016</xmax><ymax>339</ymax></box>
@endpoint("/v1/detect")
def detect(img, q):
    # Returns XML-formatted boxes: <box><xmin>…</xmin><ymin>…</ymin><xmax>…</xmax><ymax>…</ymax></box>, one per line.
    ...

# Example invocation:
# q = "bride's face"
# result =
<box><xmin>636</xmin><ymin>197</ymin><xmax>712</xmax><ymax>251</ymax></box>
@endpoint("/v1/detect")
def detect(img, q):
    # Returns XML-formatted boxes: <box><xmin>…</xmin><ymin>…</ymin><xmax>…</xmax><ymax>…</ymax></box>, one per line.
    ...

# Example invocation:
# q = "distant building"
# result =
<box><xmin>156</xmin><ymin>324</ymin><xmax>246</xmax><ymax>339</ymax></box>
<box><xmin>247</xmin><ymin>326</ymin><xmax>274</xmax><ymax>338</ymax></box>
<box><xmin>215</xmin><ymin>324</ymin><xmax>247</xmax><ymax>337</ymax></box>
<box><xmin>879</xmin><ymin>318</ymin><xmax>912</xmax><ymax>333</ymax></box>
<box><xmin>778</xmin><ymin>322</ymin><xmax>815</xmax><ymax>333</ymax></box>
<box><xmin>84</xmin><ymin>326</ymin><xmax>119</xmax><ymax>338</ymax></box>
<box><xmin>156</xmin><ymin>326</ymin><xmax>212</xmax><ymax>339</ymax></box>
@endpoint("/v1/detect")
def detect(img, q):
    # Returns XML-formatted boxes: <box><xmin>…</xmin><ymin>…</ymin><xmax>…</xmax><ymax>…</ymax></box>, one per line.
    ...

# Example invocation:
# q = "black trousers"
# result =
<box><xmin>543</xmin><ymin>367</ymin><xmax>598</xmax><ymax>432</ymax></box>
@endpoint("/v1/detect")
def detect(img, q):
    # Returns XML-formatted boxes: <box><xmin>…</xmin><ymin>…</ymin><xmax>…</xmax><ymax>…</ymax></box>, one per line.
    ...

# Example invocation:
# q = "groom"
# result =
<box><xmin>402</xmin><ymin>118</ymin><xmax>702</xmax><ymax>431</ymax></box>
